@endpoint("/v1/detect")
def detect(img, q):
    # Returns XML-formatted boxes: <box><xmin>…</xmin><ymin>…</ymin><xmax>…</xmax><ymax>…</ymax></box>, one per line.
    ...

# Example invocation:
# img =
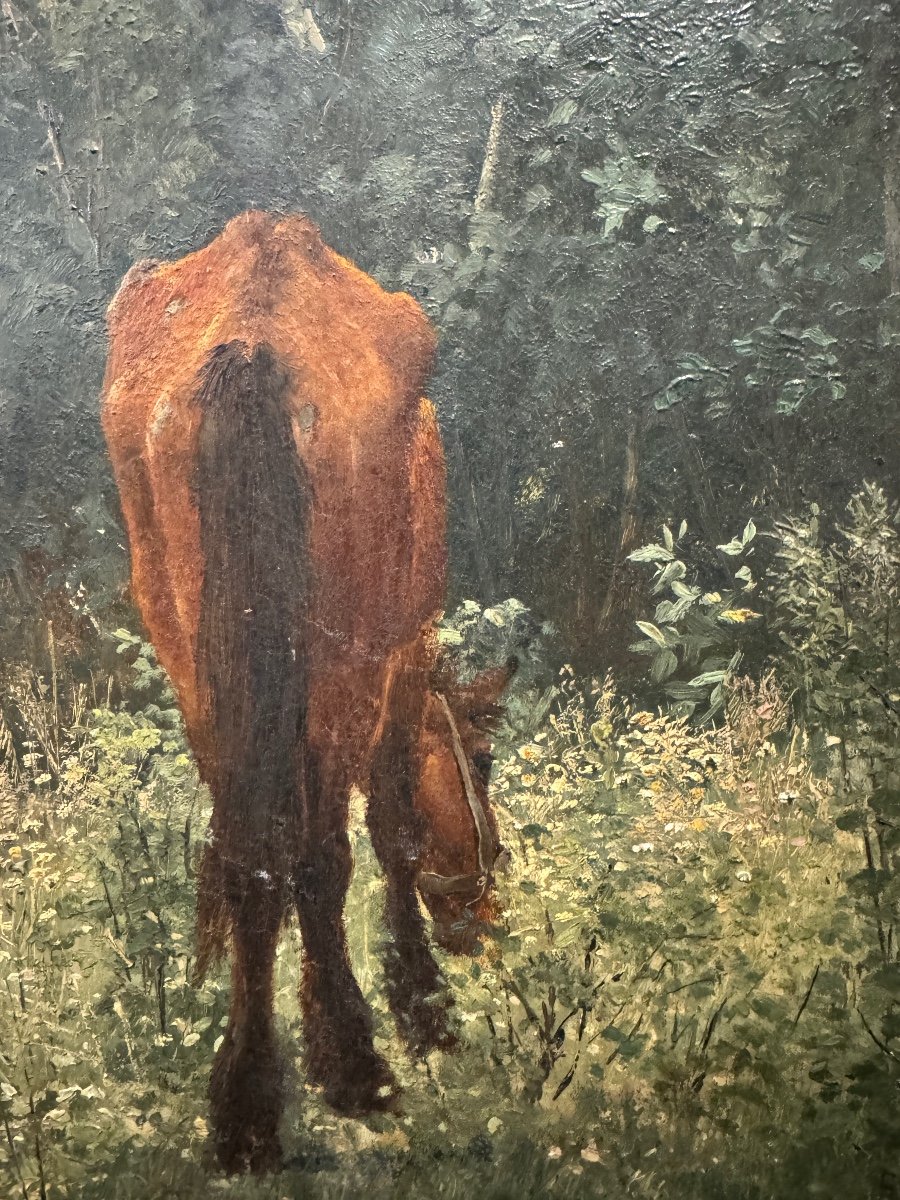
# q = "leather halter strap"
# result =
<box><xmin>416</xmin><ymin>691</ymin><xmax>494</xmax><ymax>903</ymax></box>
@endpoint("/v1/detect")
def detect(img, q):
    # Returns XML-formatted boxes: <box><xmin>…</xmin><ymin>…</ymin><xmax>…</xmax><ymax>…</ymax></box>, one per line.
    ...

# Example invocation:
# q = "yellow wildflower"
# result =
<box><xmin>719</xmin><ymin>608</ymin><xmax>761</xmax><ymax>624</ymax></box>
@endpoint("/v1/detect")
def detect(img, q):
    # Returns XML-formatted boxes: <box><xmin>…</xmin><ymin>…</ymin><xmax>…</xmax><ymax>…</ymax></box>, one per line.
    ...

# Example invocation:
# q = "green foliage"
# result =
<box><xmin>581</xmin><ymin>138</ymin><xmax>666</xmax><ymax>237</ymax></box>
<box><xmin>769</xmin><ymin>484</ymin><xmax>900</xmax><ymax>1105</ymax></box>
<box><xmin>437</xmin><ymin>598</ymin><xmax>545</xmax><ymax>681</ymax></box>
<box><xmin>770</xmin><ymin>484</ymin><xmax>899</xmax><ymax>763</ymax></box>
<box><xmin>2</xmin><ymin>626</ymin><xmax>899</xmax><ymax>1198</ymax></box>
<box><xmin>731</xmin><ymin>309</ymin><xmax>845</xmax><ymax>415</ymax></box>
<box><xmin>628</xmin><ymin>521</ymin><xmax>762</xmax><ymax>720</ymax></box>
<box><xmin>0</xmin><ymin>642</ymin><xmax>217</xmax><ymax>1199</ymax></box>
<box><xmin>437</xmin><ymin>598</ymin><xmax>555</xmax><ymax>749</ymax></box>
<box><xmin>1</xmin><ymin>0</ymin><xmax>897</xmax><ymax>671</ymax></box>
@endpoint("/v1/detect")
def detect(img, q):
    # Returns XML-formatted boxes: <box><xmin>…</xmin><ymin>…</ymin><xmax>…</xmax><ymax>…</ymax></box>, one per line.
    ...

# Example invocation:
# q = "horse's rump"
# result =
<box><xmin>193</xmin><ymin>340</ymin><xmax>311</xmax><ymax>973</ymax></box>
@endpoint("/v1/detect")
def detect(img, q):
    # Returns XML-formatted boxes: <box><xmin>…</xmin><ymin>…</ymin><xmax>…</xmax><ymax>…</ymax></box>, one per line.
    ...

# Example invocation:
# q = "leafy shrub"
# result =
<box><xmin>1</xmin><ymin>611</ymin><xmax>898</xmax><ymax>1198</ymax></box>
<box><xmin>770</xmin><ymin>483</ymin><xmax>899</xmax><ymax>784</ymax></box>
<box><xmin>627</xmin><ymin>520</ymin><xmax>762</xmax><ymax>720</ymax></box>
<box><xmin>769</xmin><ymin>483</ymin><xmax>900</xmax><ymax>1145</ymax></box>
<box><xmin>496</xmin><ymin>665</ymin><xmax>733</xmax><ymax>805</ymax></box>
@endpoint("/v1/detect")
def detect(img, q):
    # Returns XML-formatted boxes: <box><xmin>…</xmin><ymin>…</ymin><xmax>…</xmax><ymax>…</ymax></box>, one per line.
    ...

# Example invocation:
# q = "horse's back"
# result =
<box><xmin>102</xmin><ymin>211</ymin><xmax>444</xmax><ymax>762</ymax></box>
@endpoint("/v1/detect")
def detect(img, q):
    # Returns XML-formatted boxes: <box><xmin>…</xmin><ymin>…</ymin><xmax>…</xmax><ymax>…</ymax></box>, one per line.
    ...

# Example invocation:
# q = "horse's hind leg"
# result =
<box><xmin>367</xmin><ymin>674</ymin><xmax>457</xmax><ymax>1057</ymax></box>
<box><xmin>209</xmin><ymin>869</ymin><xmax>284</xmax><ymax>1174</ymax></box>
<box><xmin>293</xmin><ymin>754</ymin><xmax>397</xmax><ymax>1115</ymax></box>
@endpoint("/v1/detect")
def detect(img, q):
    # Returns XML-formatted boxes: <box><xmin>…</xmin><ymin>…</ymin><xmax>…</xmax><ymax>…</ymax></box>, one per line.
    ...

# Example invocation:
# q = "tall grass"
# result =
<box><xmin>0</xmin><ymin>631</ymin><xmax>897</xmax><ymax>1198</ymax></box>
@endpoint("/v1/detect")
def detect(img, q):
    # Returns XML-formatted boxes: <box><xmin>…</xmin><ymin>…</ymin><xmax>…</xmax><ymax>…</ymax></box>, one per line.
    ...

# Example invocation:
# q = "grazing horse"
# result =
<box><xmin>100</xmin><ymin>211</ymin><xmax>513</xmax><ymax>1173</ymax></box>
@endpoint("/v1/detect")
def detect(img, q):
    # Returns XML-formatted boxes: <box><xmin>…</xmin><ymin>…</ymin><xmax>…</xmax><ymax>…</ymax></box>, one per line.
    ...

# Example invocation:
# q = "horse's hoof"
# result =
<box><xmin>308</xmin><ymin>1043</ymin><xmax>400</xmax><ymax>1117</ymax></box>
<box><xmin>209</xmin><ymin>1037</ymin><xmax>284</xmax><ymax>1174</ymax></box>
<box><xmin>397</xmin><ymin>995</ymin><xmax>459</xmax><ymax>1058</ymax></box>
<box><xmin>213</xmin><ymin>1128</ymin><xmax>283</xmax><ymax>1176</ymax></box>
<box><xmin>324</xmin><ymin>1073</ymin><xmax>401</xmax><ymax>1118</ymax></box>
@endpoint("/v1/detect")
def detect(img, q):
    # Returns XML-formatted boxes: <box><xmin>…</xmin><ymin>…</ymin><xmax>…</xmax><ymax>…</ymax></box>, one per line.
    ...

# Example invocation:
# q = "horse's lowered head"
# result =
<box><xmin>415</xmin><ymin>656</ymin><xmax>517</xmax><ymax>954</ymax></box>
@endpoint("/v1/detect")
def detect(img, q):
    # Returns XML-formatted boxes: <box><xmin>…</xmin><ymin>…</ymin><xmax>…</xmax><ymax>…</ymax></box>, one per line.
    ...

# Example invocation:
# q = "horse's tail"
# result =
<box><xmin>192</xmin><ymin>340</ymin><xmax>310</xmax><ymax>979</ymax></box>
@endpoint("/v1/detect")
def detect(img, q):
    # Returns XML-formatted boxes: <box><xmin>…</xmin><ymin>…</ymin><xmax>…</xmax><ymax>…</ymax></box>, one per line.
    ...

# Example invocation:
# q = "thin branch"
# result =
<box><xmin>39</xmin><ymin>101</ymin><xmax>100</xmax><ymax>265</ymax></box>
<box><xmin>606</xmin><ymin>1013</ymin><xmax>644</xmax><ymax>1065</ymax></box>
<box><xmin>3</xmin><ymin>1114</ymin><xmax>28</xmax><ymax>1200</ymax></box>
<box><xmin>599</xmin><ymin>422</ymin><xmax>642</xmax><ymax>632</ymax></box>
<box><xmin>474</xmin><ymin>97</ymin><xmax>506</xmax><ymax>214</ymax></box>
<box><xmin>156</xmin><ymin>962</ymin><xmax>167</xmax><ymax>1035</ymax></box>
<box><xmin>25</xmin><ymin>1082</ymin><xmax>48</xmax><ymax>1200</ymax></box>
<box><xmin>1</xmin><ymin>0</ymin><xmax>38</xmax><ymax>44</ymax></box>
<box><xmin>862</xmin><ymin>822</ymin><xmax>888</xmax><ymax>961</ymax></box>
<box><xmin>504</xmin><ymin>976</ymin><xmax>540</xmax><ymax>1028</ymax></box>
<box><xmin>321</xmin><ymin>0</ymin><xmax>353</xmax><ymax>122</ymax></box>
<box><xmin>793</xmin><ymin>963</ymin><xmax>820</xmax><ymax>1026</ymax></box>
<box><xmin>857</xmin><ymin>1007</ymin><xmax>900</xmax><ymax>1063</ymax></box>
<box><xmin>42</xmin><ymin>102</ymin><xmax>68</xmax><ymax>180</ymax></box>
<box><xmin>552</xmin><ymin>1054</ymin><xmax>579</xmax><ymax>1101</ymax></box>
<box><xmin>700</xmin><ymin>994</ymin><xmax>728</xmax><ymax>1055</ymax></box>
<box><xmin>1</xmin><ymin>0</ymin><xmax>20</xmax><ymax>39</ymax></box>
<box><xmin>885</xmin><ymin>138</ymin><xmax>900</xmax><ymax>296</ymax></box>
<box><xmin>665</xmin><ymin>975</ymin><xmax>718</xmax><ymax>996</ymax></box>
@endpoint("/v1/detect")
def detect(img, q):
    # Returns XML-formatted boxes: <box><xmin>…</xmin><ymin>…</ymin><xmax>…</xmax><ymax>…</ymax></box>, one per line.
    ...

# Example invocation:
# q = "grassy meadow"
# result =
<box><xmin>1</xmin><ymin>489</ymin><xmax>898</xmax><ymax>1199</ymax></box>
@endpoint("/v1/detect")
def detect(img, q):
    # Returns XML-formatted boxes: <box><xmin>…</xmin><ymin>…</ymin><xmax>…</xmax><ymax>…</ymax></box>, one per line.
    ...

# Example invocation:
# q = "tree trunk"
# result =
<box><xmin>598</xmin><ymin>423</ymin><xmax>641</xmax><ymax>636</ymax></box>
<box><xmin>885</xmin><ymin>136</ymin><xmax>900</xmax><ymax>296</ymax></box>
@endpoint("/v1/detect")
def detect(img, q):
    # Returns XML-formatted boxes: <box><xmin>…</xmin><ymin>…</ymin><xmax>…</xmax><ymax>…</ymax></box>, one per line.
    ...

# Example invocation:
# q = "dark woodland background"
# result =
<box><xmin>1</xmin><ymin>0</ymin><xmax>897</xmax><ymax>671</ymax></box>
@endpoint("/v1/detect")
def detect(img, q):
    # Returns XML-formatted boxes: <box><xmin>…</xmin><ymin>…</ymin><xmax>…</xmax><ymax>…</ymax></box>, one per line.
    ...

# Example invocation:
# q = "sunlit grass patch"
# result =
<box><xmin>0</xmin><ymin>637</ymin><xmax>897</xmax><ymax>1199</ymax></box>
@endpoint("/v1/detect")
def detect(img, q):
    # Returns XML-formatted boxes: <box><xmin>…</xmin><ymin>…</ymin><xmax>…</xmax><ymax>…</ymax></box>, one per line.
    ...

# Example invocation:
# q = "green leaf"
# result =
<box><xmin>665</xmin><ymin>681</ymin><xmax>706</xmax><ymax>700</ymax></box>
<box><xmin>776</xmin><ymin>380</ymin><xmax>806</xmax><ymax>415</ymax></box>
<box><xmin>655</xmin><ymin>560</ymin><xmax>687</xmax><ymax>592</ymax></box>
<box><xmin>650</xmin><ymin>649</ymin><xmax>678</xmax><ymax>683</ymax></box>
<box><xmin>801</xmin><ymin>325</ymin><xmax>837</xmax><ymax>348</ymax></box>
<box><xmin>629</xmin><ymin>638</ymin><xmax>666</xmax><ymax>655</ymax></box>
<box><xmin>635</xmin><ymin>621</ymin><xmax>668</xmax><ymax>646</ymax></box>
<box><xmin>548</xmin><ymin>99</ymin><xmax>578</xmax><ymax>126</ymax></box>
<box><xmin>436</xmin><ymin>627</ymin><xmax>464</xmax><ymax>645</ymax></box>
<box><xmin>858</xmin><ymin>251</ymin><xmax>885</xmax><ymax>272</ymax></box>
<box><xmin>656</xmin><ymin>597</ymin><xmax>694</xmax><ymax>623</ymax></box>
<box><xmin>687</xmin><ymin>670</ymin><xmax>726</xmax><ymax>688</ymax></box>
<box><xmin>671</xmin><ymin>580</ymin><xmax>700</xmax><ymax>601</ymax></box>
<box><xmin>628</xmin><ymin>544</ymin><xmax>674</xmax><ymax>563</ymax></box>
<box><xmin>834</xmin><ymin>809</ymin><xmax>868</xmax><ymax>832</ymax></box>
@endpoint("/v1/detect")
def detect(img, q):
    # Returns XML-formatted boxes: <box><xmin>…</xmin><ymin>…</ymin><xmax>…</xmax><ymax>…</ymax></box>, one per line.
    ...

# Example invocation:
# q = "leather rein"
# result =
<box><xmin>416</xmin><ymin>692</ymin><xmax>496</xmax><ymax>906</ymax></box>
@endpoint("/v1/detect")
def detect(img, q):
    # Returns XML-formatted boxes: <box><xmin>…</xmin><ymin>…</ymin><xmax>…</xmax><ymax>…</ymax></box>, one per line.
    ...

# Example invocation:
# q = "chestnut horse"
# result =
<box><xmin>100</xmin><ymin>211</ymin><xmax>512</xmax><ymax>1173</ymax></box>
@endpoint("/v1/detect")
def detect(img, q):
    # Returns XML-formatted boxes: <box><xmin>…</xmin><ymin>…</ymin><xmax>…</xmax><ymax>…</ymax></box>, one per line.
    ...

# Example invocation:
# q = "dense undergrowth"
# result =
<box><xmin>1</xmin><ymin>487</ymin><xmax>898</xmax><ymax>1199</ymax></box>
